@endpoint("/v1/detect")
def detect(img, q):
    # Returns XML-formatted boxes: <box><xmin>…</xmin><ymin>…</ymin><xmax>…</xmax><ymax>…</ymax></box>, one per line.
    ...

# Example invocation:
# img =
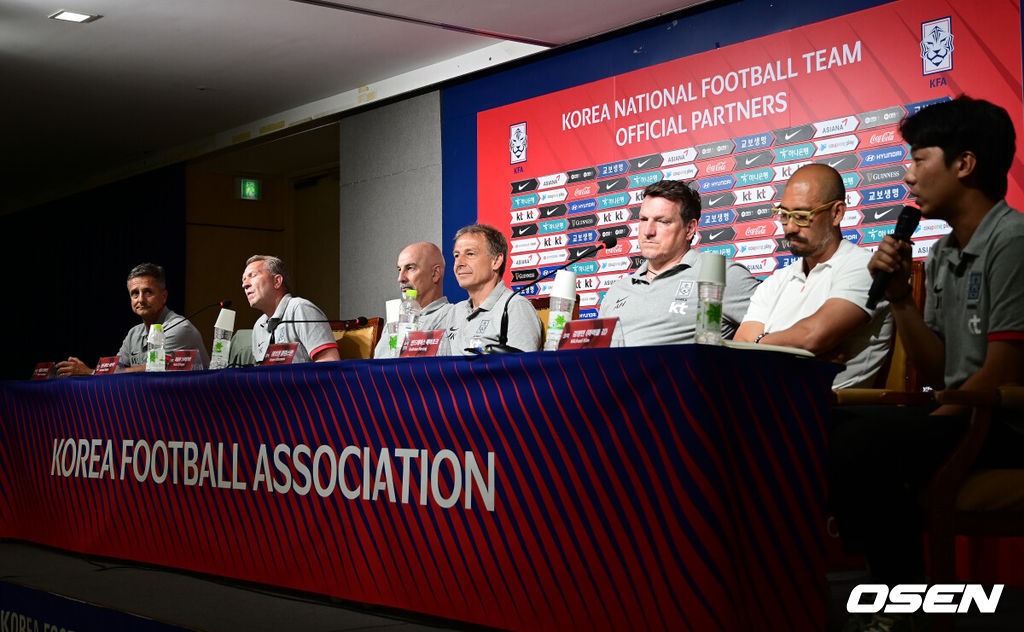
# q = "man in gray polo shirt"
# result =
<box><xmin>831</xmin><ymin>97</ymin><xmax>1024</xmax><ymax>618</ymax></box>
<box><xmin>55</xmin><ymin>262</ymin><xmax>209</xmax><ymax>375</ymax></box>
<box><xmin>440</xmin><ymin>223</ymin><xmax>542</xmax><ymax>355</ymax></box>
<box><xmin>243</xmin><ymin>255</ymin><xmax>340</xmax><ymax>364</ymax></box>
<box><xmin>374</xmin><ymin>242</ymin><xmax>452</xmax><ymax>358</ymax></box>
<box><xmin>598</xmin><ymin>179</ymin><xmax>758</xmax><ymax>345</ymax></box>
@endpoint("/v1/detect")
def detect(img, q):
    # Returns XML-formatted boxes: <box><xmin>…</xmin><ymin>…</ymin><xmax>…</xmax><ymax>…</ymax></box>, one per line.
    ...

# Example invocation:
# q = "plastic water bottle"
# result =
<box><xmin>383</xmin><ymin>322</ymin><xmax>399</xmax><ymax>356</ymax></box>
<box><xmin>378</xmin><ymin>298</ymin><xmax>401</xmax><ymax>358</ymax></box>
<box><xmin>146</xmin><ymin>323</ymin><xmax>166</xmax><ymax>371</ymax></box>
<box><xmin>209</xmin><ymin>308</ymin><xmax>236</xmax><ymax>369</ymax></box>
<box><xmin>396</xmin><ymin>289</ymin><xmax>421</xmax><ymax>352</ymax></box>
<box><xmin>695</xmin><ymin>253</ymin><xmax>726</xmax><ymax>345</ymax></box>
<box><xmin>544</xmin><ymin>269</ymin><xmax>577</xmax><ymax>351</ymax></box>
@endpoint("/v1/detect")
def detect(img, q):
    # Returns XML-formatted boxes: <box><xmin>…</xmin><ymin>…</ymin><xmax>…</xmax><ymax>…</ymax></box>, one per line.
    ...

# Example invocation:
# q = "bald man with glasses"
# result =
<box><xmin>735</xmin><ymin>163</ymin><xmax>892</xmax><ymax>388</ymax></box>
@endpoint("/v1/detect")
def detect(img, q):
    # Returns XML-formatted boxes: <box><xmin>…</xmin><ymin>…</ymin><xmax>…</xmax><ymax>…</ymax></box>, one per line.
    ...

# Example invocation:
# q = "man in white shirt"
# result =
<box><xmin>735</xmin><ymin>164</ymin><xmax>892</xmax><ymax>388</ymax></box>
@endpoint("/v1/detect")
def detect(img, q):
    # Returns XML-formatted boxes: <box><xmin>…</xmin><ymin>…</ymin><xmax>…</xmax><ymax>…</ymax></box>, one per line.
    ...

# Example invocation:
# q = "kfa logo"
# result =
<box><xmin>509</xmin><ymin>122</ymin><xmax>528</xmax><ymax>164</ymax></box>
<box><xmin>921</xmin><ymin>17</ymin><xmax>954</xmax><ymax>76</ymax></box>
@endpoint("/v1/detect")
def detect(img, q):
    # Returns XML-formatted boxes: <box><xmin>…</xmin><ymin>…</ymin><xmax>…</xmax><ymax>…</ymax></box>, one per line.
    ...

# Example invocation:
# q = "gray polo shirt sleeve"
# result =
<box><xmin>597</xmin><ymin>278</ymin><xmax>626</xmax><ymax>320</ymax></box>
<box><xmin>117</xmin><ymin>325</ymin><xmax>145</xmax><ymax>367</ymax></box>
<box><xmin>505</xmin><ymin>293</ymin><xmax>543</xmax><ymax>352</ymax></box>
<box><xmin>289</xmin><ymin>299</ymin><xmax>337</xmax><ymax>361</ymax></box>
<box><xmin>722</xmin><ymin>262</ymin><xmax>759</xmax><ymax>337</ymax></box>
<box><xmin>985</xmin><ymin>233</ymin><xmax>1024</xmax><ymax>336</ymax></box>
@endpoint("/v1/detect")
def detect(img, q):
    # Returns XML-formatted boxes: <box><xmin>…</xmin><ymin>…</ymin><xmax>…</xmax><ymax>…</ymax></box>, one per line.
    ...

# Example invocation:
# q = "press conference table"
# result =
<box><xmin>0</xmin><ymin>345</ymin><xmax>838</xmax><ymax>631</ymax></box>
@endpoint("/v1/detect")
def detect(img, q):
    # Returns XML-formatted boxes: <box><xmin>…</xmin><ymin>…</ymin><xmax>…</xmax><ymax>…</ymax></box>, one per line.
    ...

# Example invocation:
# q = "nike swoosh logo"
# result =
<box><xmin>745</xmin><ymin>156</ymin><xmax>760</xmax><ymax>166</ymax></box>
<box><xmin>636</xmin><ymin>158</ymin><xmax>651</xmax><ymax>168</ymax></box>
<box><xmin>603</xmin><ymin>180</ymin><xmax>623</xmax><ymax>191</ymax></box>
<box><xmin>517</xmin><ymin>182</ymin><xmax>529</xmax><ymax>190</ymax></box>
<box><xmin>514</xmin><ymin>226</ymin><xmax>531</xmax><ymax>236</ymax></box>
<box><xmin>784</xmin><ymin>130</ymin><xmax>802</xmax><ymax>141</ymax></box>
<box><xmin>544</xmin><ymin>208</ymin><xmax>558</xmax><ymax>216</ymax></box>
<box><xmin>874</xmin><ymin>209</ymin><xmax>895</xmax><ymax>220</ymax></box>
<box><xmin>828</xmin><ymin>160</ymin><xmax>844</xmax><ymax>168</ymax></box>
<box><xmin>709</xmin><ymin>195</ymin><xmax>725</xmax><ymax>205</ymax></box>
<box><xmin>708</xmin><ymin>230</ymin><xmax>725</xmax><ymax>240</ymax></box>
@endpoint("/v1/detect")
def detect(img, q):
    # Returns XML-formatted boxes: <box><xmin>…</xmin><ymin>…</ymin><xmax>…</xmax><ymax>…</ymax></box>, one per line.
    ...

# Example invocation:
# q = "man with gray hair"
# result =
<box><xmin>242</xmin><ymin>255</ymin><xmax>340</xmax><ymax>363</ymax></box>
<box><xmin>55</xmin><ymin>262</ymin><xmax>209</xmax><ymax>375</ymax></box>
<box><xmin>441</xmin><ymin>223</ymin><xmax>542</xmax><ymax>354</ymax></box>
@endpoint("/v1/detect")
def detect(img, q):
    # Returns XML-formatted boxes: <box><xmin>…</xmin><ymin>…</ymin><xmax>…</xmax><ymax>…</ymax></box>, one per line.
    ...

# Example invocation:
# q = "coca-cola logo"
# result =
<box><xmin>744</xmin><ymin>224</ymin><xmax>769</xmax><ymax>237</ymax></box>
<box><xmin>869</xmin><ymin>130</ymin><xmax>896</xmax><ymax>144</ymax></box>
<box><xmin>705</xmin><ymin>159</ymin><xmax>730</xmax><ymax>173</ymax></box>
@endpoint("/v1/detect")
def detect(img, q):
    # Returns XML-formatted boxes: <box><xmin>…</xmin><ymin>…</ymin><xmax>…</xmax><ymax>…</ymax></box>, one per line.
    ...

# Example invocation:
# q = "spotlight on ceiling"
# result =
<box><xmin>48</xmin><ymin>10</ymin><xmax>102</xmax><ymax>23</ymax></box>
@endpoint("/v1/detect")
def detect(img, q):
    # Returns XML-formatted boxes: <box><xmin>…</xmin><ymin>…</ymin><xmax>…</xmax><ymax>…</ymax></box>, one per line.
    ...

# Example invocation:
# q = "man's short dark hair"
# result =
<box><xmin>900</xmin><ymin>95</ymin><xmax>1016</xmax><ymax>200</ymax></box>
<box><xmin>246</xmin><ymin>255</ymin><xmax>291</xmax><ymax>292</ymax></box>
<box><xmin>454</xmin><ymin>223</ymin><xmax>509</xmax><ymax>276</ymax></box>
<box><xmin>642</xmin><ymin>180</ymin><xmax>702</xmax><ymax>223</ymax></box>
<box><xmin>127</xmin><ymin>263</ymin><xmax>166</xmax><ymax>290</ymax></box>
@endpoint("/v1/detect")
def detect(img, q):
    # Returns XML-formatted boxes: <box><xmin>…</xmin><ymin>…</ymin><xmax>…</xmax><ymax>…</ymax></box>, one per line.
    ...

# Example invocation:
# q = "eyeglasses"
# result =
<box><xmin>772</xmin><ymin>199</ymin><xmax>840</xmax><ymax>227</ymax></box>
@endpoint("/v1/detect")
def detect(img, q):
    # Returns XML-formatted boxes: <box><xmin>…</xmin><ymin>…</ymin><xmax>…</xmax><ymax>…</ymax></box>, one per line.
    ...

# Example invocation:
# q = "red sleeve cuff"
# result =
<box><xmin>988</xmin><ymin>331</ymin><xmax>1024</xmax><ymax>342</ymax></box>
<box><xmin>310</xmin><ymin>343</ymin><xmax>338</xmax><ymax>359</ymax></box>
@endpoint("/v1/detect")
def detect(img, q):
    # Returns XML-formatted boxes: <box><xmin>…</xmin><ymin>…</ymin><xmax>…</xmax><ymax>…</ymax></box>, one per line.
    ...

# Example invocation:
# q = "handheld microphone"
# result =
<box><xmin>866</xmin><ymin>206</ymin><xmax>921</xmax><ymax>309</ymax></box>
<box><xmin>163</xmin><ymin>299</ymin><xmax>232</xmax><ymax>332</ymax></box>
<box><xmin>485</xmin><ymin>235</ymin><xmax>617</xmax><ymax>354</ymax></box>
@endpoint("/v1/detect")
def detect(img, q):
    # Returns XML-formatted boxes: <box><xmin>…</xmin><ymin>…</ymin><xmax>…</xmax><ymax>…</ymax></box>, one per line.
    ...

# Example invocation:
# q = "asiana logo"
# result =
<box><xmin>921</xmin><ymin>17</ymin><xmax>954</xmax><ymax>75</ymax></box>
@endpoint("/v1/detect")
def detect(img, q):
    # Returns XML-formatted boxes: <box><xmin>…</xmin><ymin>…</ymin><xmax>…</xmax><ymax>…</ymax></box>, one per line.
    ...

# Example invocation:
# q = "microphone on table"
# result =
<box><xmin>483</xmin><ymin>235</ymin><xmax>617</xmax><ymax>354</ymax></box>
<box><xmin>267</xmin><ymin>316</ymin><xmax>368</xmax><ymax>342</ymax></box>
<box><xmin>866</xmin><ymin>206</ymin><xmax>921</xmax><ymax>309</ymax></box>
<box><xmin>163</xmin><ymin>299</ymin><xmax>233</xmax><ymax>332</ymax></box>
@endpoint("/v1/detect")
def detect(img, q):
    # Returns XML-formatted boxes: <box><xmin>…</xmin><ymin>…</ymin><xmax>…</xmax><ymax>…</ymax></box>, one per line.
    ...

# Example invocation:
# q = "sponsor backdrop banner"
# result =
<box><xmin>476</xmin><ymin>0</ymin><xmax>1023</xmax><ymax>317</ymax></box>
<box><xmin>0</xmin><ymin>348</ymin><xmax>837</xmax><ymax>631</ymax></box>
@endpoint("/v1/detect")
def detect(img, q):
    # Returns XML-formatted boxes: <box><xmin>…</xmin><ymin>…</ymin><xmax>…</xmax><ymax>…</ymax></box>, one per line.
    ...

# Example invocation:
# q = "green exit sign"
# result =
<box><xmin>237</xmin><ymin>178</ymin><xmax>261</xmax><ymax>201</ymax></box>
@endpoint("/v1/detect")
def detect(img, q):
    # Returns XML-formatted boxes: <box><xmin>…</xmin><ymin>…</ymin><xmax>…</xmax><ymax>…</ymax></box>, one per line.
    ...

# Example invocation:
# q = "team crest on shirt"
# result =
<box><xmin>476</xmin><ymin>320</ymin><xmax>491</xmax><ymax>335</ymax></box>
<box><xmin>675</xmin><ymin>280</ymin><xmax>696</xmax><ymax>300</ymax></box>
<box><xmin>967</xmin><ymin>272</ymin><xmax>982</xmax><ymax>302</ymax></box>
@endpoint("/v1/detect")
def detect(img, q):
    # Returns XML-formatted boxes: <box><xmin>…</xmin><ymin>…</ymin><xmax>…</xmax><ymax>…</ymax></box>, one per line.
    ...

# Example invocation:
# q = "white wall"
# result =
<box><xmin>338</xmin><ymin>92</ymin><xmax>443</xmax><ymax>320</ymax></box>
